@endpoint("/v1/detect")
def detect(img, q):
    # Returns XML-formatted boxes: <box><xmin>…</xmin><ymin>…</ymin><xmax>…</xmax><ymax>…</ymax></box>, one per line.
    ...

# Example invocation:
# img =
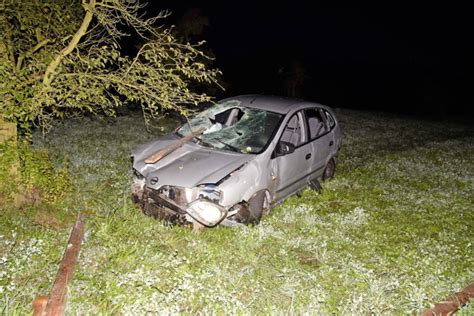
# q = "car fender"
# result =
<box><xmin>218</xmin><ymin>155</ymin><xmax>273</xmax><ymax>208</ymax></box>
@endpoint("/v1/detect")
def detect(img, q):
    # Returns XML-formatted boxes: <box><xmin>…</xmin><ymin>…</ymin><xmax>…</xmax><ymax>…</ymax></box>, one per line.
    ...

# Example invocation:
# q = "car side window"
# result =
<box><xmin>305</xmin><ymin>108</ymin><xmax>327</xmax><ymax>140</ymax></box>
<box><xmin>280</xmin><ymin>113</ymin><xmax>304</xmax><ymax>147</ymax></box>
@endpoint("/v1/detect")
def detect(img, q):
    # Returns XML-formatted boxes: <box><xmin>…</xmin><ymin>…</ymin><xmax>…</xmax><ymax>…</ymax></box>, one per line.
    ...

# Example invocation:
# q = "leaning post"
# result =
<box><xmin>32</xmin><ymin>213</ymin><xmax>86</xmax><ymax>316</ymax></box>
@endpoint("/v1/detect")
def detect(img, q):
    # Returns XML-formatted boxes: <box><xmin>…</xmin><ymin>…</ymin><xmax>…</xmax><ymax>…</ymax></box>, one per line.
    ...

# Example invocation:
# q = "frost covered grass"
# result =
<box><xmin>1</xmin><ymin>109</ymin><xmax>473</xmax><ymax>314</ymax></box>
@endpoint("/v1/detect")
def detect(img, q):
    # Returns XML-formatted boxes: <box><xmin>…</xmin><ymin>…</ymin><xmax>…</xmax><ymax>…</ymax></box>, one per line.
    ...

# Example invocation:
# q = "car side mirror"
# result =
<box><xmin>277</xmin><ymin>141</ymin><xmax>295</xmax><ymax>156</ymax></box>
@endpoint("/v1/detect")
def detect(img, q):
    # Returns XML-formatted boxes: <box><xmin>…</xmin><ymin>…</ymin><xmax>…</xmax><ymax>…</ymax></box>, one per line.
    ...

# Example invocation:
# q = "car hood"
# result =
<box><xmin>132</xmin><ymin>134</ymin><xmax>255</xmax><ymax>189</ymax></box>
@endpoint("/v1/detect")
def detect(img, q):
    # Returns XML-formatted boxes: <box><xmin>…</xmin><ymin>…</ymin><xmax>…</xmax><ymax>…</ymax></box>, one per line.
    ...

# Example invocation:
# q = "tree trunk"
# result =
<box><xmin>0</xmin><ymin>119</ymin><xmax>17</xmax><ymax>144</ymax></box>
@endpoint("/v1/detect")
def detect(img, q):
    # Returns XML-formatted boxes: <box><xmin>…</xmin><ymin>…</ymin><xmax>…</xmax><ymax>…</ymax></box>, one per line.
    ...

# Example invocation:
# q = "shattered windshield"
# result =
<box><xmin>176</xmin><ymin>100</ymin><xmax>282</xmax><ymax>154</ymax></box>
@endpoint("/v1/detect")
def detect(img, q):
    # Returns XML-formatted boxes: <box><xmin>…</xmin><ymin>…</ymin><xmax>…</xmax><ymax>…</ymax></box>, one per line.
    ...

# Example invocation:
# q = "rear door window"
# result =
<box><xmin>305</xmin><ymin>108</ymin><xmax>327</xmax><ymax>140</ymax></box>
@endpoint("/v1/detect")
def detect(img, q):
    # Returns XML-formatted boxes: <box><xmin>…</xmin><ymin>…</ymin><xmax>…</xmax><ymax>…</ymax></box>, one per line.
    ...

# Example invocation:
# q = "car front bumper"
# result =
<box><xmin>140</xmin><ymin>186</ymin><xmax>189</xmax><ymax>224</ymax></box>
<box><xmin>140</xmin><ymin>186</ymin><xmax>228</xmax><ymax>227</ymax></box>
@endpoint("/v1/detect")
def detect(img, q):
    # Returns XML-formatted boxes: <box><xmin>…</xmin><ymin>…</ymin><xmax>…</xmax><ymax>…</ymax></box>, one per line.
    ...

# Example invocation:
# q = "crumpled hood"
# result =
<box><xmin>132</xmin><ymin>133</ymin><xmax>254</xmax><ymax>189</ymax></box>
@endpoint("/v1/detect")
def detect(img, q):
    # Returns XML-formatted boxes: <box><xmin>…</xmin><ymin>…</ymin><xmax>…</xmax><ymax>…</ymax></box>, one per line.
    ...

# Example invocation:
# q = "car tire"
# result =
<box><xmin>322</xmin><ymin>158</ymin><xmax>336</xmax><ymax>181</ymax></box>
<box><xmin>232</xmin><ymin>190</ymin><xmax>269</xmax><ymax>225</ymax></box>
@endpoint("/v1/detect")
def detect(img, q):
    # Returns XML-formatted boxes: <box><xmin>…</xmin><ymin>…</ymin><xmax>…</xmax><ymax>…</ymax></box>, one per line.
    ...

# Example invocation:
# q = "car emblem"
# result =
<box><xmin>150</xmin><ymin>177</ymin><xmax>159</xmax><ymax>185</ymax></box>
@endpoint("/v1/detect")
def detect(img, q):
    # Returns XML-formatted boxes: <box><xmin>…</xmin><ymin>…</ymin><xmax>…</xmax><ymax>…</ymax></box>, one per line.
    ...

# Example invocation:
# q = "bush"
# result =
<box><xmin>0</xmin><ymin>141</ymin><xmax>71</xmax><ymax>205</ymax></box>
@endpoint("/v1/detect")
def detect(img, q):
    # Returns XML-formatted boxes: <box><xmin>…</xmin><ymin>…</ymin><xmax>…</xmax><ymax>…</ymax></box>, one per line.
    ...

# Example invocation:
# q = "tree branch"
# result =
<box><xmin>42</xmin><ymin>0</ymin><xmax>96</xmax><ymax>86</ymax></box>
<box><xmin>16</xmin><ymin>39</ymin><xmax>50</xmax><ymax>72</ymax></box>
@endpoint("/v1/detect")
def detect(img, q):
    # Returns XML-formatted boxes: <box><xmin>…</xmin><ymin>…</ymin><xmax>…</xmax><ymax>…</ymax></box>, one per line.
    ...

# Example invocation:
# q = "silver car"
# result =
<box><xmin>131</xmin><ymin>95</ymin><xmax>341</xmax><ymax>229</ymax></box>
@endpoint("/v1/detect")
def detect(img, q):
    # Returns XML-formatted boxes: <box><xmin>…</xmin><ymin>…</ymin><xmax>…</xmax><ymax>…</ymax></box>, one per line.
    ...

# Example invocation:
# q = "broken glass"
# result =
<box><xmin>176</xmin><ymin>100</ymin><xmax>282</xmax><ymax>154</ymax></box>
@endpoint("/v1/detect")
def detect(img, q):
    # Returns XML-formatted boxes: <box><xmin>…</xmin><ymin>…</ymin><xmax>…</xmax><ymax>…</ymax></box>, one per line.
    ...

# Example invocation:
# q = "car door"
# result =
<box><xmin>305</xmin><ymin>107</ymin><xmax>334</xmax><ymax>179</ymax></box>
<box><xmin>271</xmin><ymin>111</ymin><xmax>313</xmax><ymax>200</ymax></box>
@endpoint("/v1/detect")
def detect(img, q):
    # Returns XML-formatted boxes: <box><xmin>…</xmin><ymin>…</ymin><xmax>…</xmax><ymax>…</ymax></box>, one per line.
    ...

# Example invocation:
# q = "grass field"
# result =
<box><xmin>1</xmin><ymin>109</ymin><xmax>473</xmax><ymax>314</ymax></box>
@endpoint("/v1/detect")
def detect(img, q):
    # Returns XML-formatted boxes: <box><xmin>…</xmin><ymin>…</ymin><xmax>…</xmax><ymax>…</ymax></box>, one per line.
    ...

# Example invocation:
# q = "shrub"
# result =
<box><xmin>0</xmin><ymin>141</ymin><xmax>71</xmax><ymax>205</ymax></box>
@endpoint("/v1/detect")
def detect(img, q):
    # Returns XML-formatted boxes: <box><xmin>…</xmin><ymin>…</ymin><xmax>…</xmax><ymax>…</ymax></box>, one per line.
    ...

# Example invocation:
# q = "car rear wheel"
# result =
<box><xmin>322</xmin><ymin>158</ymin><xmax>336</xmax><ymax>181</ymax></box>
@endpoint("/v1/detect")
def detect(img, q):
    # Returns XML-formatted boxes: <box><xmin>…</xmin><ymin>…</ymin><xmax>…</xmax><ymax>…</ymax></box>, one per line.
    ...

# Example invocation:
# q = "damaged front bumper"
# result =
<box><xmin>137</xmin><ymin>184</ymin><xmax>228</xmax><ymax>228</ymax></box>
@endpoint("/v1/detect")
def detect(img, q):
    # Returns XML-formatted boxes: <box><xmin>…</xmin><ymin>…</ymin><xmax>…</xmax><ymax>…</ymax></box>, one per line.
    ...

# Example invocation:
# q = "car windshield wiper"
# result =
<box><xmin>214</xmin><ymin>139</ymin><xmax>240</xmax><ymax>152</ymax></box>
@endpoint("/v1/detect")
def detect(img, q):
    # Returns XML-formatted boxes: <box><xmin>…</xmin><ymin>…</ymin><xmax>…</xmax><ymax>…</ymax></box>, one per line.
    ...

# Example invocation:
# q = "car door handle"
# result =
<box><xmin>305</xmin><ymin>153</ymin><xmax>312</xmax><ymax>160</ymax></box>
<box><xmin>329</xmin><ymin>141</ymin><xmax>334</xmax><ymax>147</ymax></box>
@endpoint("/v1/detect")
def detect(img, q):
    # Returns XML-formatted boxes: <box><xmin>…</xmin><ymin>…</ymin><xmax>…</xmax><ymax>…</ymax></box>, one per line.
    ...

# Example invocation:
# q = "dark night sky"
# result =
<box><xmin>151</xmin><ymin>1</ymin><xmax>473</xmax><ymax>117</ymax></box>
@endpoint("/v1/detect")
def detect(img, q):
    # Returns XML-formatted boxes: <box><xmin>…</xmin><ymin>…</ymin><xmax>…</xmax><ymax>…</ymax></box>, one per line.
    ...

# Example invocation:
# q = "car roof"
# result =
<box><xmin>217</xmin><ymin>95</ymin><xmax>328</xmax><ymax>115</ymax></box>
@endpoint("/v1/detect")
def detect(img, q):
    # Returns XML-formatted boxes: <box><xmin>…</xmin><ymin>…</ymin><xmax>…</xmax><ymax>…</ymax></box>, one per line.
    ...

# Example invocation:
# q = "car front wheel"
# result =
<box><xmin>231</xmin><ymin>190</ymin><xmax>270</xmax><ymax>225</ymax></box>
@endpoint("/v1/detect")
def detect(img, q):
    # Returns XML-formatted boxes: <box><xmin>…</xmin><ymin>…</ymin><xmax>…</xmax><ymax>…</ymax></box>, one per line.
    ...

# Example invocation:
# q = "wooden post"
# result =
<box><xmin>33</xmin><ymin>213</ymin><xmax>86</xmax><ymax>316</ymax></box>
<box><xmin>145</xmin><ymin>127</ymin><xmax>206</xmax><ymax>164</ymax></box>
<box><xmin>420</xmin><ymin>283</ymin><xmax>474</xmax><ymax>316</ymax></box>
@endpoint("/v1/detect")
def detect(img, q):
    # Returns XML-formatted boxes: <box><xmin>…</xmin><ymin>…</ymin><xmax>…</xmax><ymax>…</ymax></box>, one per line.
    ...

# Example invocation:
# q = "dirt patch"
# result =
<box><xmin>14</xmin><ymin>186</ymin><xmax>43</xmax><ymax>208</ymax></box>
<box><xmin>33</xmin><ymin>207</ymin><xmax>65</xmax><ymax>230</ymax></box>
<box><xmin>295</xmin><ymin>249</ymin><xmax>321</xmax><ymax>268</ymax></box>
<box><xmin>420</xmin><ymin>282</ymin><xmax>474</xmax><ymax>316</ymax></box>
<box><xmin>298</xmin><ymin>255</ymin><xmax>321</xmax><ymax>268</ymax></box>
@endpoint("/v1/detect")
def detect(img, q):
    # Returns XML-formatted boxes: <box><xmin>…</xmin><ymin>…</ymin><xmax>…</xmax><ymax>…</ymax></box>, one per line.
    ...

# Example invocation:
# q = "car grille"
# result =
<box><xmin>145</xmin><ymin>186</ymin><xmax>187</xmax><ymax>214</ymax></box>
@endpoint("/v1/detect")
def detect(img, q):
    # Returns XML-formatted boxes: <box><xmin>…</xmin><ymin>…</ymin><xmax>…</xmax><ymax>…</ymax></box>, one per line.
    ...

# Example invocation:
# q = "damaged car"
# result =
<box><xmin>131</xmin><ymin>95</ymin><xmax>341</xmax><ymax>229</ymax></box>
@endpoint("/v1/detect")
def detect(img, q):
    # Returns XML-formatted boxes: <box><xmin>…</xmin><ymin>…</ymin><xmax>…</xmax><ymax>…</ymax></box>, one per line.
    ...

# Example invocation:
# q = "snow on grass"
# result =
<box><xmin>1</xmin><ymin>109</ymin><xmax>472</xmax><ymax>314</ymax></box>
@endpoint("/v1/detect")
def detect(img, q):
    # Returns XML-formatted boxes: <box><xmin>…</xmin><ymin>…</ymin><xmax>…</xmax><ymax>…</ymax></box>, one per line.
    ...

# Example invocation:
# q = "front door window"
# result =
<box><xmin>280</xmin><ymin>113</ymin><xmax>305</xmax><ymax>146</ymax></box>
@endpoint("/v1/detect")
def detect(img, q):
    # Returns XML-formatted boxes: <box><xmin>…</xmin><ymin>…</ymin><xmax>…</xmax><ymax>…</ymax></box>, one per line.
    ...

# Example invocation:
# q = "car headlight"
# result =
<box><xmin>186</xmin><ymin>199</ymin><xmax>227</xmax><ymax>227</ymax></box>
<box><xmin>196</xmin><ymin>184</ymin><xmax>222</xmax><ymax>202</ymax></box>
<box><xmin>181</xmin><ymin>184</ymin><xmax>222</xmax><ymax>204</ymax></box>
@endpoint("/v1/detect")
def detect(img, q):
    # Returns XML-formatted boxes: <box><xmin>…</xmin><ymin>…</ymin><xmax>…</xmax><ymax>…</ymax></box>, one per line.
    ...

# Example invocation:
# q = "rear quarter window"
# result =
<box><xmin>323</xmin><ymin>110</ymin><xmax>336</xmax><ymax>129</ymax></box>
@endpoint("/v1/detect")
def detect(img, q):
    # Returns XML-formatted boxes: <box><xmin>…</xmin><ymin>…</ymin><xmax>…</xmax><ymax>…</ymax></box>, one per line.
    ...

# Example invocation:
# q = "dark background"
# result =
<box><xmin>150</xmin><ymin>1</ymin><xmax>473</xmax><ymax>118</ymax></box>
